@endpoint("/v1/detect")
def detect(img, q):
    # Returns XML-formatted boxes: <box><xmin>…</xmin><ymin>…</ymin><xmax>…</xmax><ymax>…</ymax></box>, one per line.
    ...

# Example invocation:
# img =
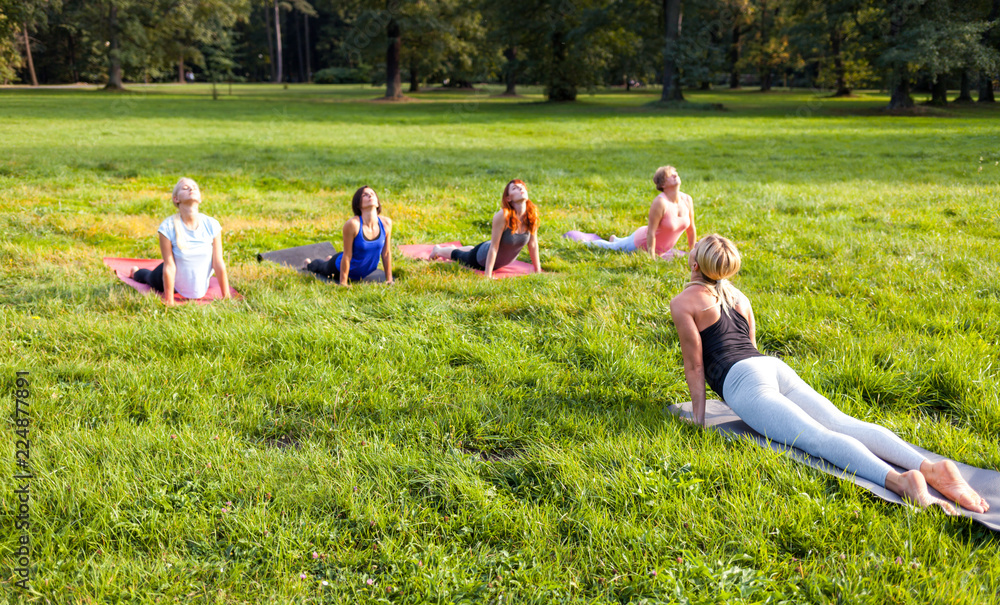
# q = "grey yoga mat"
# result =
<box><xmin>258</xmin><ymin>242</ymin><xmax>337</xmax><ymax>282</ymax></box>
<box><xmin>668</xmin><ymin>399</ymin><xmax>1000</xmax><ymax>532</ymax></box>
<box><xmin>257</xmin><ymin>242</ymin><xmax>387</xmax><ymax>284</ymax></box>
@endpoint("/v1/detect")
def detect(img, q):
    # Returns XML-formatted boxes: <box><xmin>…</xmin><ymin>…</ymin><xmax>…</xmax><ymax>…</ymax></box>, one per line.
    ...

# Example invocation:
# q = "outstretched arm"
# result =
<box><xmin>671</xmin><ymin>296</ymin><xmax>707</xmax><ymax>426</ymax></box>
<box><xmin>527</xmin><ymin>229</ymin><xmax>541</xmax><ymax>273</ymax></box>
<box><xmin>381</xmin><ymin>217</ymin><xmax>394</xmax><ymax>284</ymax></box>
<box><xmin>482</xmin><ymin>212</ymin><xmax>505</xmax><ymax>280</ymax></box>
<box><xmin>159</xmin><ymin>233</ymin><xmax>177</xmax><ymax>306</ymax></box>
<box><xmin>212</xmin><ymin>234</ymin><xmax>231</xmax><ymax>299</ymax></box>
<box><xmin>339</xmin><ymin>218</ymin><xmax>359</xmax><ymax>287</ymax></box>
<box><xmin>646</xmin><ymin>196</ymin><xmax>665</xmax><ymax>260</ymax></box>
<box><xmin>684</xmin><ymin>194</ymin><xmax>696</xmax><ymax>250</ymax></box>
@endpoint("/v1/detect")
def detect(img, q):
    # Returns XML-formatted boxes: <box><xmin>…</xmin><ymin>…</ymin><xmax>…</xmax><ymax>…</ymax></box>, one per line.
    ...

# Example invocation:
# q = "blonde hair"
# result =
<box><xmin>172</xmin><ymin>177</ymin><xmax>199</xmax><ymax>207</ymax></box>
<box><xmin>653</xmin><ymin>165</ymin><xmax>678</xmax><ymax>191</ymax></box>
<box><xmin>687</xmin><ymin>234</ymin><xmax>742</xmax><ymax>314</ymax></box>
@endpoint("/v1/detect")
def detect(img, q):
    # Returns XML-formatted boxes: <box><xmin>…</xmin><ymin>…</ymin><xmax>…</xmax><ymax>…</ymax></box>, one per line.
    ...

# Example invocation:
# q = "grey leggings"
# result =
<box><xmin>723</xmin><ymin>356</ymin><xmax>927</xmax><ymax>486</ymax></box>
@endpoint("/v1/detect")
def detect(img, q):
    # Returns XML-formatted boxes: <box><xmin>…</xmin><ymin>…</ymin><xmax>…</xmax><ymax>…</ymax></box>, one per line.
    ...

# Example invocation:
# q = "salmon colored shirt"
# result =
<box><xmin>633</xmin><ymin>197</ymin><xmax>691</xmax><ymax>254</ymax></box>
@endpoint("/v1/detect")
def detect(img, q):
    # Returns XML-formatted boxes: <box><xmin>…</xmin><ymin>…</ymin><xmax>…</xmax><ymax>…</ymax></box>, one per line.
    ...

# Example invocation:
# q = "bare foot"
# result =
<box><xmin>609</xmin><ymin>235</ymin><xmax>618</xmax><ymax>242</ymax></box>
<box><xmin>922</xmin><ymin>460</ymin><xmax>989</xmax><ymax>513</ymax></box>
<box><xmin>129</xmin><ymin>265</ymin><xmax>139</xmax><ymax>278</ymax></box>
<box><xmin>303</xmin><ymin>258</ymin><xmax>311</xmax><ymax>269</ymax></box>
<box><xmin>430</xmin><ymin>245</ymin><xmax>444</xmax><ymax>260</ymax></box>
<box><xmin>892</xmin><ymin>470</ymin><xmax>956</xmax><ymax>515</ymax></box>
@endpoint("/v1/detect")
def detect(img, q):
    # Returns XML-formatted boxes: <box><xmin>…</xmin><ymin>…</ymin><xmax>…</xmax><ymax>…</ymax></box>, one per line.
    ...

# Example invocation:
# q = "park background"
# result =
<box><xmin>3</xmin><ymin>0</ymin><xmax>1000</xmax><ymax>604</ymax></box>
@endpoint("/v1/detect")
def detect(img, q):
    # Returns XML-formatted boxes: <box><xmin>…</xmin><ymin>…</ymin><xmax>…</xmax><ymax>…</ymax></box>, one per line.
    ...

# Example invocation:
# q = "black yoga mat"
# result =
<box><xmin>668</xmin><ymin>399</ymin><xmax>1000</xmax><ymax>532</ymax></box>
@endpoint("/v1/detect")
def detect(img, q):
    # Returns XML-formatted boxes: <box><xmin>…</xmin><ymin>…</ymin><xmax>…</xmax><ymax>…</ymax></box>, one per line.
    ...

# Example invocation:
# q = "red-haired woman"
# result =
<box><xmin>431</xmin><ymin>179</ymin><xmax>542</xmax><ymax>279</ymax></box>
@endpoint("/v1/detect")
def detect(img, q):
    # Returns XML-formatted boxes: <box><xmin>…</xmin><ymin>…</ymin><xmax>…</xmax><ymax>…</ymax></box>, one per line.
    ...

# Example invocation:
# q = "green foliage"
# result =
<box><xmin>313</xmin><ymin>64</ymin><xmax>372</xmax><ymax>84</ymax></box>
<box><xmin>2</xmin><ymin>85</ymin><xmax>1000</xmax><ymax>602</ymax></box>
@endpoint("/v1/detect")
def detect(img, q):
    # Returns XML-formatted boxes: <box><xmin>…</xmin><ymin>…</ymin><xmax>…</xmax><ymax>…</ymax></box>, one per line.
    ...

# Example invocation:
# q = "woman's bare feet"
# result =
<box><xmin>430</xmin><ymin>245</ymin><xmax>446</xmax><ymax>260</ymax></box>
<box><xmin>921</xmin><ymin>460</ymin><xmax>989</xmax><ymax>513</ymax></box>
<box><xmin>129</xmin><ymin>265</ymin><xmax>139</xmax><ymax>278</ymax></box>
<box><xmin>888</xmin><ymin>470</ymin><xmax>956</xmax><ymax>515</ymax></box>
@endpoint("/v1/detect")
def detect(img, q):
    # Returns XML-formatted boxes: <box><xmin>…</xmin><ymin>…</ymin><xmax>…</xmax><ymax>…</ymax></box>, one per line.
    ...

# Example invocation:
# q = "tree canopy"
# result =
<box><xmin>3</xmin><ymin>0</ymin><xmax>999</xmax><ymax>106</ymax></box>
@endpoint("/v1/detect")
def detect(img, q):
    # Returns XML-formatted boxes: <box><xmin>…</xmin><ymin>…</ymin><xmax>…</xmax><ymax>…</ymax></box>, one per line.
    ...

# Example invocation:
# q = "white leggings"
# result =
<box><xmin>584</xmin><ymin>232</ymin><xmax>638</xmax><ymax>252</ymax></box>
<box><xmin>723</xmin><ymin>356</ymin><xmax>927</xmax><ymax>486</ymax></box>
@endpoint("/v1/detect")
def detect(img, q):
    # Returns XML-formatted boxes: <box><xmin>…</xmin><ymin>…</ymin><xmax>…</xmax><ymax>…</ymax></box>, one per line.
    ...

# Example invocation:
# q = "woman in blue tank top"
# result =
<box><xmin>670</xmin><ymin>234</ymin><xmax>989</xmax><ymax>516</ymax></box>
<box><xmin>305</xmin><ymin>186</ymin><xmax>394</xmax><ymax>286</ymax></box>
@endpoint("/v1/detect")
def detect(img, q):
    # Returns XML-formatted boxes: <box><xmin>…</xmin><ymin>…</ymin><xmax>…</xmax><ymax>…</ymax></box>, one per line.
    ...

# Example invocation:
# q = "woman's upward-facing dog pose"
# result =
<box><xmin>669</xmin><ymin>234</ymin><xmax>989</xmax><ymax>514</ymax></box>
<box><xmin>585</xmin><ymin>165</ymin><xmax>696</xmax><ymax>259</ymax></box>
<box><xmin>130</xmin><ymin>177</ymin><xmax>231</xmax><ymax>305</ymax></box>
<box><xmin>304</xmin><ymin>186</ymin><xmax>394</xmax><ymax>286</ymax></box>
<box><xmin>430</xmin><ymin>179</ymin><xmax>542</xmax><ymax>279</ymax></box>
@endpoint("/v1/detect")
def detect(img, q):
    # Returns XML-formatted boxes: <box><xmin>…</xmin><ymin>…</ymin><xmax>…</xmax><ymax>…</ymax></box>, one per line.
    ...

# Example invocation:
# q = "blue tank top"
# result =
<box><xmin>333</xmin><ymin>216</ymin><xmax>385</xmax><ymax>280</ymax></box>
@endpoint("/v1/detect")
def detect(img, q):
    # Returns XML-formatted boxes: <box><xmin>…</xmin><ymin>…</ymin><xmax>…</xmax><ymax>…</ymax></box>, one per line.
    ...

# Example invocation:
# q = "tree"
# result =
<box><xmin>0</xmin><ymin>1</ymin><xmax>23</xmax><ymax>83</ymax></box>
<box><xmin>661</xmin><ymin>0</ymin><xmax>684</xmax><ymax>100</ymax></box>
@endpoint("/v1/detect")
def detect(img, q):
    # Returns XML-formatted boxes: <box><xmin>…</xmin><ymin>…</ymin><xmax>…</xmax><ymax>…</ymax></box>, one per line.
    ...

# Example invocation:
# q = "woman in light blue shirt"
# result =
<box><xmin>130</xmin><ymin>178</ymin><xmax>231</xmax><ymax>304</ymax></box>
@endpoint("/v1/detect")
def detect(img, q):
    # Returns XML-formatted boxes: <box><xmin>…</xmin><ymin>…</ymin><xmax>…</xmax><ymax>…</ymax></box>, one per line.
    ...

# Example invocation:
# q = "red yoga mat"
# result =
<box><xmin>397</xmin><ymin>242</ymin><xmax>537</xmax><ymax>279</ymax></box>
<box><xmin>103</xmin><ymin>257</ymin><xmax>240</xmax><ymax>304</ymax></box>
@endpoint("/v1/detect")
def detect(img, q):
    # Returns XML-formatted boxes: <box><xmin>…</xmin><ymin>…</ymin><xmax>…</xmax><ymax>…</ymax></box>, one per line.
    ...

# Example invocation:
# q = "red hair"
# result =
<box><xmin>502</xmin><ymin>179</ymin><xmax>539</xmax><ymax>233</ymax></box>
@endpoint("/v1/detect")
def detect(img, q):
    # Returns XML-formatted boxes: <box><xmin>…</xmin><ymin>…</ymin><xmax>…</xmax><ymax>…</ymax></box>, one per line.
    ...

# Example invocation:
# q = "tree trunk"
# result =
<box><xmin>274</xmin><ymin>0</ymin><xmax>283</xmax><ymax>83</ymax></box>
<box><xmin>978</xmin><ymin>0</ymin><xmax>1000</xmax><ymax>102</ymax></box>
<box><xmin>830</xmin><ymin>25</ymin><xmax>850</xmax><ymax>96</ymax></box>
<box><xmin>265</xmin><ymin>6</ymin><xmax>275</xmax><ymax>82</ymax></box>
<box><xmin>503</xmin><ymin>46</ymin><xmax>517</xmax><ymax>95</ymax></box>
<box><xmin>660</xmin><ymin>0</ymin><xmax>684</xmax><ymax>102</ymax></box>
<box><xmin>955</xmin><ymin>71</ymin><xmax>973</xmax><ymax>102</ymax></box>
<box><xmin>304</xmin><ymin>13</ymin><xmax>311</xmax><ymax>82</ymax></box>
<box><xmin>296</xmin><ymin>10</ymin><xmax>305</xmax><ymax>82</ymax></box>
<box><xmin>105</xmin><ymin>4</ymin><xmax>124</xmax><ymax>90</ymax></box>
<box><xmin>728</xmin><ymin>24</ymin><xmax>741</xmax><ymax>89</ymax></box>
<box><xmin>888</xmin><ymin>67</ymin><xmax>914</xmax><ymax>109</ymax></box>
<box><xmin>980</xmin><ymin>72</ymin><xmax>996</xmax><ymax>103</ymax></box>
<box><xmin>758</xmin><ymin>0</ymin><xmax>771</xmax><ymax>92</ymax></box>
<box><xmin>385</xmin><ymin>15</ymin><xmax>402</xmax><ymax>98</ymax></box>
<box><xmin>929</xmin><ymin>77</ymin><xmax>948</xmax><ymax>105</ymax></box>
<box><xmin>178</xmin><ymin>55</ymin><xmax>185</xmax><ymax>83</ymax></box>
<box><xmin>68</xmin><ymin>33</ymin><xmax>79</xmax><ymax>82</ymax></box>
<box><xmin>22</xmin><ymin>25</ymin><xmax>38</xmax><ymax>86</ymax></box>
<box><xmin>409</xmin><ymin>62</ymin><xmax>419</xmax><ymax>92</ymax></box>
<box><xmin>886</xmin><ymin>2</ymin><xmax>912</xmax><ymax>109</ymax></box>
<box><xmin>547</xmin><ymin>29</ymin><xmax>577</xmax><ymax>101</ymax></box>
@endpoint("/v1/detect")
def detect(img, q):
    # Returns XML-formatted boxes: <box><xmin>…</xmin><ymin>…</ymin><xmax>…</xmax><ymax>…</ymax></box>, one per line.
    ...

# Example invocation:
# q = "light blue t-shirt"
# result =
<box><xmin>157</xmin><ymin>214</ymin><xmax>221</xmax><ymax>299</ymax></box>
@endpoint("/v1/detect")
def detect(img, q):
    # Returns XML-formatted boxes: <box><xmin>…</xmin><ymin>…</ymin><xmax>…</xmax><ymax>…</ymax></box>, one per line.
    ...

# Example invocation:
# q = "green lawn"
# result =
<box><xmin>2</xmin><ymin>84</ymin><xmax>1000</xmax><ymax>603</ymax></box>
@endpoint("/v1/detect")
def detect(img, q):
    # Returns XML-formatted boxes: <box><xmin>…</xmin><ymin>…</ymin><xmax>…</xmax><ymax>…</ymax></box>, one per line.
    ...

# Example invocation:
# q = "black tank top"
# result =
<box><xmin>700</xmin><ymin>307</ymin><xmax>763</xmax><ymax>396</ymax></box>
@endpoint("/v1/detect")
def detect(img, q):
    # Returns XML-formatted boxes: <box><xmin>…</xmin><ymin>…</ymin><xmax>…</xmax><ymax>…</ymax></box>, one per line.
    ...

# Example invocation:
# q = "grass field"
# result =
<box><xmin>2</xmin><ymin>83</ymin><xmax>1000</xmax><ymax>603</ymax></box>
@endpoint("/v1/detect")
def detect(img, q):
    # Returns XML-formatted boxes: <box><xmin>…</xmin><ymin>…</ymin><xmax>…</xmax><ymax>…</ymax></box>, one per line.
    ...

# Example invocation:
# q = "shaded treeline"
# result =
<box><xmin>2</xmin><ymin>0</ymin><xmax>999</xmax><ymax>107</ymax></box>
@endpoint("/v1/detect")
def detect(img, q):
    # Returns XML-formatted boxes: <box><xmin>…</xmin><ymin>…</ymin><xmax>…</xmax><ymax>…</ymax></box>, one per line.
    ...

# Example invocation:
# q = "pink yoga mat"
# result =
<box><xmin>397</xmin><ymin>242</ymin><xmax>537</xmax><ymax>279</ymax></box>
<box><xmin>103</xmin><ymin>257</ymin><xmax>240</xmax><ymax>304</ymax></box>
<box><xmin>563</xmin><ymin>230</ymin><xmax>687</xmax><ymax>259</ymax></box>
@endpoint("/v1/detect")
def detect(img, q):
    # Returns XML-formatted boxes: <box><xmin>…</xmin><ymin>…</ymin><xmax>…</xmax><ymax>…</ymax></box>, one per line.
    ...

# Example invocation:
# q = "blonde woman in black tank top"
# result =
<box><xmin>670</xmin><ymin>234</ymin><xmax>989</xmax><ymax>515</ymax></box>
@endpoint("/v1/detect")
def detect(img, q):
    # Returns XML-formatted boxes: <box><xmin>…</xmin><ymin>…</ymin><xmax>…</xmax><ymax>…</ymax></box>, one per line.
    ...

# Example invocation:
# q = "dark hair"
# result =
<box><xmin>351</xmin><ymin>186</ymin><xmax>380</xmax><ymax>216</ymax></box>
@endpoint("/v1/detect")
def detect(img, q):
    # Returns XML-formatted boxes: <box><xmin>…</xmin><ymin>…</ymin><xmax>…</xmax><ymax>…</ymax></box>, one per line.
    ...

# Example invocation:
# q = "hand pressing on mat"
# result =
<box><xmin>671</xmin><ymin>234</ymin><xmax>990</xmax><ymax>516</ymax></box>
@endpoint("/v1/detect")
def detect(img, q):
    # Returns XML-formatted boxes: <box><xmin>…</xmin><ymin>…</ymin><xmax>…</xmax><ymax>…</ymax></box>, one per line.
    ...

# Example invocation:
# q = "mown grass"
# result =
<box><xmin>2</xmin><ymin>84</ymin><xmax>1000</xmax><ymax>603</ymax></box>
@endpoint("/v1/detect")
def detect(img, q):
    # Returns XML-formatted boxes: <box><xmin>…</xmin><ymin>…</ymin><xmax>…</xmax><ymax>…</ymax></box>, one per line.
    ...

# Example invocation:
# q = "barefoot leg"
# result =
<box><xmin>431</xmin><ymin>245</ymin><xmax>471</xmax><ymax>260</ymax></box>
<box><xmin>129</xmin><ymin>265</ymin><xmax>139</xmax><ymax>278</ymax></box>
<box><xmin>921</xmin><ymin>460</ymin><xmax>989</xmax><ymax>513</ymax></box>
<box><xmin>886</xmin><ymin>470</ymin><xmax>956</xmax><ymax>515</ymax></box>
